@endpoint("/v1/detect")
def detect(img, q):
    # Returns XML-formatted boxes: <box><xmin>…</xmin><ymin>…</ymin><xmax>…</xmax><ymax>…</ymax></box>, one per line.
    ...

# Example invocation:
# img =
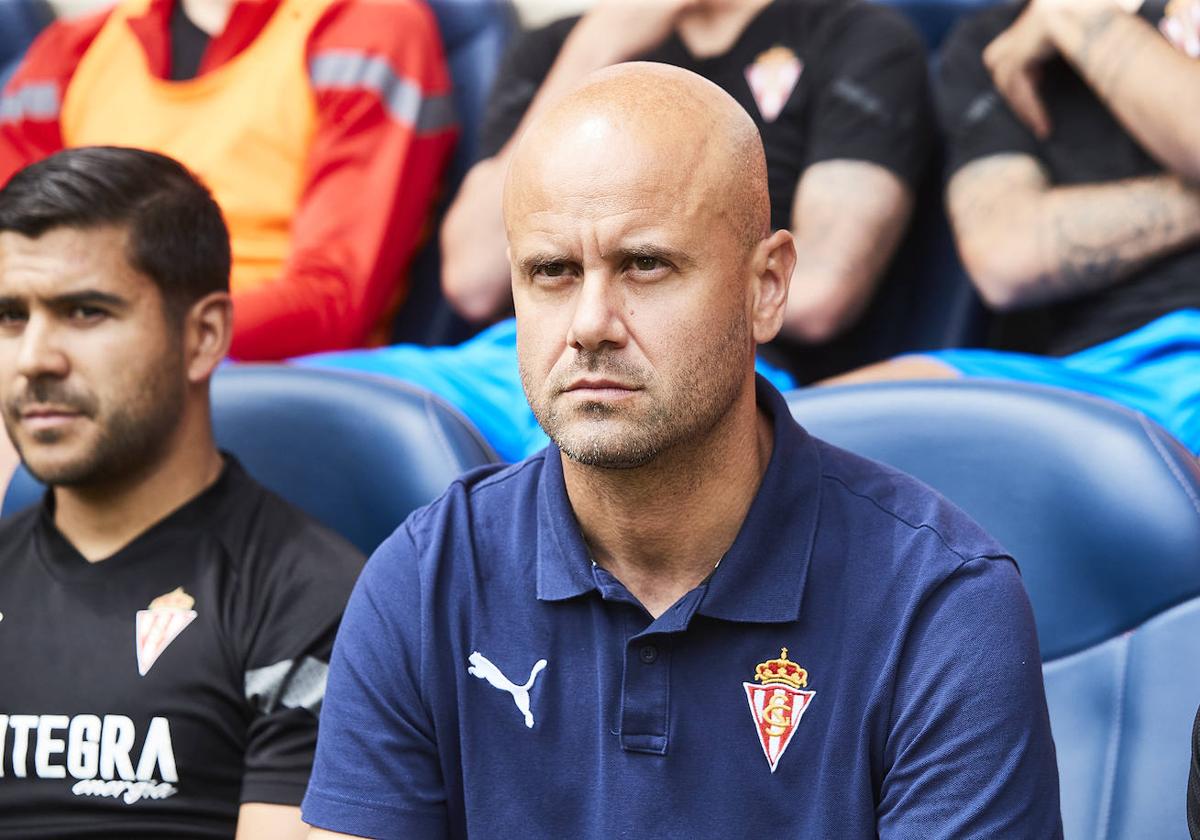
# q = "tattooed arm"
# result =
<box><xmin>948</xmin><ymin>153</ymin><xmax>1200</xmax><ymax>308</ymax></box>
<box><xmin>1046</xmin><ymin>0</ymin><xmax>1200</xmax><ymax>180</ymax></box>
<box><xmin>986</xmin><ymin>0</ymin><xmax>1200</xmax><ymax>180</ymax></box>
<box><xmin>782</xmin><ymin>160</ymin><xmax>913</xmax><ymax>342</ymax></box>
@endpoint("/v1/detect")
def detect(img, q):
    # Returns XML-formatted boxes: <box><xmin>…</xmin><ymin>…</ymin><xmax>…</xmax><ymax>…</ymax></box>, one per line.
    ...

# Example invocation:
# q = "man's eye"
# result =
<box><xmin>533</xmin><ymin>262</ymin><xmax>572</xmax><ymax>280</ymax></box>
<box><xmin>632</xmin><ymin>256</ymin><xmax>661</xmax><ymax>272</ymax></box>
<box><xmin>0</xmin><ymin>308</ymin><xmax>27</xmax><ymax>326</ymax></box>
<box><xmin>69</xmin><ymin>306</ymin><xmax>107</xmax><ymax>321</ymax></box>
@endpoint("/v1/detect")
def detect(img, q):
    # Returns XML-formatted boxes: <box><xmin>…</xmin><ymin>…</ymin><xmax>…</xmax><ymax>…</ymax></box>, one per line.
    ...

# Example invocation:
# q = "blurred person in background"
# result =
<box><xmin>831</xmin><ymin>0</ymin><xmax>1200</xmax><ymax>455</ymax></box>
<box><xmin>0</xmin><ymin>0</ymin><xmax>457</xmax><ymax>361</ymax></box>
<box><xmin>443</xmin><ymin>0</ymin><xmax>933</xmax><ymax>382</ymax></box>
<box><xmin>295</xmin><ymin>0</ymin><xmax>936</xmax><ymax>461</ymax></box>
<box><xmin>0</xmin><ymin>147</ymin><xmax>364</xmax><ymax>839</ymax></box>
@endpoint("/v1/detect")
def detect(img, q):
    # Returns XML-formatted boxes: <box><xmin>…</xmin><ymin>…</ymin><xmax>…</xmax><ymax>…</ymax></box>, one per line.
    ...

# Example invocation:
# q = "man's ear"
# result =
<box><xmin>750</xmin><ymin>229</ymin><xmax>796</xmax><ymax>344</ymax></box>
<box><xmin>183</xmin><ymin>291</ymin><xmax>233</xmax><ymax>384</ymax></box>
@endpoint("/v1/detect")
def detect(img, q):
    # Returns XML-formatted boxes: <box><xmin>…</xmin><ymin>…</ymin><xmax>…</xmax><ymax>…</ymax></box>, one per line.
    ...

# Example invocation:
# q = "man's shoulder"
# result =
<box><xmin>364</xmin><ymin>454</ymin><xmax>545</xmax><ymax>569</ymax></box>
<box><xmin>402</xmin><ymin>453</ymin><xmax>547</xmax><ymax>539</ymax></box>
<box><xmin>0</xmin><ymin>504</ymin><xmax>39</xmax><ymax>554</ymax></box>
<box><xmin>813</xmin><ymin>437</ymin><xmax>1011</xmax><ymax>568</ymax></box>
<box><xmin>208</xmin><ymin>465</ymin><xmax>365</xmax><ymax>580</ymax></box>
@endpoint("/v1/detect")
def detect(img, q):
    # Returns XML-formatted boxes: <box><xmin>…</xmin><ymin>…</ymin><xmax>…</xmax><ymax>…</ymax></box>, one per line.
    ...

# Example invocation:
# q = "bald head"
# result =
<box><xmin>504</xmin><ymin>62</ymin><xmax>770</xmax><ymax>250</ymax></box>
<box><xmin>507</xmin><ymin>63</ymin><xmax>795</xmax><ymax>471</ymax></box>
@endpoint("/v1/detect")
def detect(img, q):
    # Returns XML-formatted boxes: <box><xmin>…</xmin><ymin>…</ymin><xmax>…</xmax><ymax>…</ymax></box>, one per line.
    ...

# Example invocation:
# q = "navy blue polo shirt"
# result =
<box><xmin>303</xmin><ymin>379</ymin><xmax>1062</xmax><ymax>839</ymax></box>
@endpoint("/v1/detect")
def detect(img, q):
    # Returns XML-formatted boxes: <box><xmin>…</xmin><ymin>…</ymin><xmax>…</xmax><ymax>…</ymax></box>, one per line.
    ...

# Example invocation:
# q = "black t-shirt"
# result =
<box><xmin>0</xmin><ymin>458</ymin><xmax>365</xmax><ymax>839</ymax></box>
<box><xmin>936</xmin><ymin>2</ymin><xmax>1200</xmax><ymax>355</ymax></box>
<box><xmin>169</xmin><ymin>1</ymin><xmax>210</xmax><ymax>82</ymax></box>
<box><xmin>481</xmin><ymin>0</ymin><xmax>935</xmax><ymax>382</ymax></box>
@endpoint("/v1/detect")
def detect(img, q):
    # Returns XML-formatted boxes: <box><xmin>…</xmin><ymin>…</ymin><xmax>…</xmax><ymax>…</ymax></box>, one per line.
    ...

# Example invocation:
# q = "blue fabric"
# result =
<box><xmin>302</xmin><ymin>378</ymin><xmax>1061</xmax><ymax>839</ymax></box>
<box><xmin>928</xmin><ymin>309</ymin><xmax>1200</xmax><ymax>453</ymax></box>
<box><xmin>294</xmin><ymin>317</ymin><xmax>797</xmax><ymax>462</ymax></box>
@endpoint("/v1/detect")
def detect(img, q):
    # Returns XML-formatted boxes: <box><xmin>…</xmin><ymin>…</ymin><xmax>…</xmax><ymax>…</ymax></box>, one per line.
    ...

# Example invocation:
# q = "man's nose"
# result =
<box><xmin>15</xmin><ymin>317</ymin><xmax>69</xmax><ymax>381</ymax></box>
<box><xmin>566</xmin><ymin>271</ymin><xmax>628</xmax><ymax>353</ymax></box>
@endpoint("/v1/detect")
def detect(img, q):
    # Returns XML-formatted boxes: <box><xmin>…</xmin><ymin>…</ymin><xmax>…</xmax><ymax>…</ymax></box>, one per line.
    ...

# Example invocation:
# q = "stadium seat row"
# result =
<box><xmin>5</xmin><ymin>365</ymin><xmax>1199</xmax><ymax>838</ymax></box>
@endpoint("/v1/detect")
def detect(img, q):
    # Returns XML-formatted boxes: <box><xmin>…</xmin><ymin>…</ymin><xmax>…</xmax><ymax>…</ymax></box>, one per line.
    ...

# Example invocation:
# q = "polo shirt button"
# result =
<box><xmin>639</xmin><ymin>644</ymin><xmax>658</xmax><ymax>664</ymax></box>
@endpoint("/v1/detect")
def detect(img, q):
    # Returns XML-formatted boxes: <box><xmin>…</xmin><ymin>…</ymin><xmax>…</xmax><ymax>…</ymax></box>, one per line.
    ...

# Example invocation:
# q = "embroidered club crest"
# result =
<box><xmin>135</xmin><ymin>587</ymin><xmax>197</xmax><ymax>677</ymax></box>
<box><xmin>743</xmin><ymin>647</ymin><xmax>815</xmax><ymax>772</ymax></box>
<box><xmin>744</xmin><ymin>46</ymin><xmax>803</xmax><ymax>122</ymax></box>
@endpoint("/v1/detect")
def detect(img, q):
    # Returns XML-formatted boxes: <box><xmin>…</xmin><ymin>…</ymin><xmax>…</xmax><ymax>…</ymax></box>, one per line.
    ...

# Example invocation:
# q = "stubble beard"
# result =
<box><xmin>521</xmin><ymin>311</ymin><xmax>752</xmax><ymax>470</ymax></box>
<box><xmin>3</xmin><ymin>352</ymin><xmax>187</xmax><ymax>489</ymax></box>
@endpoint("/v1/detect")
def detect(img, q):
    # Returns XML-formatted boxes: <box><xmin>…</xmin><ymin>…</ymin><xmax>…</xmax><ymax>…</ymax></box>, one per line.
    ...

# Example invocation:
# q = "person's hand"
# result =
<box><xmin>983</xmin><ymin>4</ymin><xmax>1059</xmax><ymax>139</ymax></box>
<box><xmin>572</xmin><ymin>0</ymin><xmax>700</xmax><ymax>65</ymax></box>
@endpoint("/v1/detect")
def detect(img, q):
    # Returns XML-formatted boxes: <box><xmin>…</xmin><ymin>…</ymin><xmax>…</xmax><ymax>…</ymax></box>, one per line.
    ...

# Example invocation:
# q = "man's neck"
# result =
<box><xmin>180</xmin><ymin>0</ymin><xmax>234</xmax><ymax>36</ymax></box>
<box><xmin>562</xmin><ymin>384</ymin><xmax>773</xmax><ymax>619</ymax></box>
<box><xmin>676</xmin><ymin>0</ymin><xmax>775</xmax><ymax>58</ymax></box>
<box><xmin>53</xmin><ymin>414</ymin><xmax>224</xmax><ymax>563</ymax></box>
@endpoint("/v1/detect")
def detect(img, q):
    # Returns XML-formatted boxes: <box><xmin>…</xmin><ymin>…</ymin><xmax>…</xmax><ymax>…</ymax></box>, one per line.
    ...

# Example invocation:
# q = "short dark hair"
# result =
<box><xmin>0</xmin><ymin>146</ymin><xmax>231</xmax><ymax>320</ymax></box>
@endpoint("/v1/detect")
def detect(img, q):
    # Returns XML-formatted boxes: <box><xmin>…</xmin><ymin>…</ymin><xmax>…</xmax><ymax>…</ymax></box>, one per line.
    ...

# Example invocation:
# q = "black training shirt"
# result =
<box><xmin>936</xmin><ymin>3</ymin><xmax>1200</xmax><ymax>354</ymax></box>
<box><xmin>484</xmin><ymin>1</ymin><xmax>932</xmax><ymax>229</ymax></box>
<box><xmin>481</xmin><ymin>0</ymin><xmax>934</xmax><ymax>382</ymax></box>
<box><xmin>0</xmin><ymin>458</ymin><xmax>364</xmax><ymax>839</ymax></box>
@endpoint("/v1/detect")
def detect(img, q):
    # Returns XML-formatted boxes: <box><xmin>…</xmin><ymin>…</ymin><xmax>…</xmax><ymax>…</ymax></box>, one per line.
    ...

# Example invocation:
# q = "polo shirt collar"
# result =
<box><xmin>535</xmin><ymin>444</ymin><xmax>598</xmax><ymax>601</ymax></box>
<box><xmin>697</xmin><ymin>379</ymin><xmax>820</xmax><ymax>623</ymax></box>
<box><xmin>535</xmin><ymin>376</ymin><xmax>822</xmax><ymax>624</ymax></box>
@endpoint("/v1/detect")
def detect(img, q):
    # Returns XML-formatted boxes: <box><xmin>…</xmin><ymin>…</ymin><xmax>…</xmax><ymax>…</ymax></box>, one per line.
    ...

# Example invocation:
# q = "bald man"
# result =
<box><xmin>301</xmin><ymin>64</ymin><xmax>1062</xmax><ymax>840</ymax></box>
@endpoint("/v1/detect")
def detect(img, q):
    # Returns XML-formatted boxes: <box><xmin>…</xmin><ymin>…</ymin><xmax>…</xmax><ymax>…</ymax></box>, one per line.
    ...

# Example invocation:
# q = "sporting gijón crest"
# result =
<box><xmin>743</xmin><ymin>648</ymin><xmax>815</xmax><ymax>772</ymax></box>
<box><xmin>135</xmin><ymin>587</ymin><xmax>197</xmax><ymax>677</ymax></box>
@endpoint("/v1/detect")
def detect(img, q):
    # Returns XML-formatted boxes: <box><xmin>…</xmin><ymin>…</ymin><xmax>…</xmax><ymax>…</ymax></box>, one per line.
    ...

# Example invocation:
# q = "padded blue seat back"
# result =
<box><xmin>786</xmin><ymin>380</ymin><xmax>1200</xmax><ymax>659</ymax></box>
<box><xmin>1045</xmin><ymin>599</ymin><xmax>1200</xmax><ymax>838</ymax></box>
<box><xmin>786</xmin><ymin>380</ymin><xmax>1200</xmax><ymax>839</ymax></box>
<box><xmin>1</xmin><ymin>365</ymin><xmax>498</xmax><ymax>555</ymax></box>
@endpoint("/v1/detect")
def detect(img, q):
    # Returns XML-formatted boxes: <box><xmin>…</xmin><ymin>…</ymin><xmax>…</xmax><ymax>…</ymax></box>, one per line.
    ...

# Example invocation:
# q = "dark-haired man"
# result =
<box><xmin>303</xmin><ymin>64</ymin><xmax>1060</xmax><ymax>840</ymax></box>
<box><xmin>0</xmin><ymin>146</ymin><xmax>364</xmax><ymax>839</ymax></box>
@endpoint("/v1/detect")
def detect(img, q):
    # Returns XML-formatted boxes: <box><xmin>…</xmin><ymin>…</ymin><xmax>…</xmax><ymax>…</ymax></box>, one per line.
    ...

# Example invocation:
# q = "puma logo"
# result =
<box><xmin>467</xmin><ymin>651</ymin><xmax>548</xmax><ymax>729</ymax></box>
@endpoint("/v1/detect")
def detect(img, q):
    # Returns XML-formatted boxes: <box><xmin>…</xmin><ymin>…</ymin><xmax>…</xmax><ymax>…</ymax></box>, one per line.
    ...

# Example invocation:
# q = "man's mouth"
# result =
<box><xmin>563</xmin><ymin>377</ymin><xmax>640</xmax><ymax>399</ymax></box>
<box><xmin>16</xmin><ymin>406</ymin><xmax>85</xmax><ymax>432</ymax></box>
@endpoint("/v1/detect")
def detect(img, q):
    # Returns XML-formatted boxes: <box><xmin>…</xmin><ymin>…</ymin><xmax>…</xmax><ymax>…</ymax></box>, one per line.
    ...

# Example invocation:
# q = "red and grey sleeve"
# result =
<box><xmin>228</xmin><ymin>0</ymin><xmax>458</xmax><ymax>361</ymax></box>
<box><xmin>0</xmin><ymin>10</ymin><xmax>109</xmax><ymax>188</ymax></box>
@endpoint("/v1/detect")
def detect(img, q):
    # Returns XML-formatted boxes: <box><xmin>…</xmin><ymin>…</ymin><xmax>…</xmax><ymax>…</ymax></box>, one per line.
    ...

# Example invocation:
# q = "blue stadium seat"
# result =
<box><xmin>786</xmin><ymin>379</ymin><xmax>1200</xmax><ymax>839</ymax></box>
<box><xmin>1</xmin><ymin>365</ymin><xmax>498</xmax><ymax>555</ymax></box>
<box><xmin>391</xmin><ymin>0</ymin><xmax>517</xmax><ymax>347</ymax></box>
<box><xmin>0</xmin><ymin>0</ymin><xmax>53</xmax><ymax>92</ymax></box>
